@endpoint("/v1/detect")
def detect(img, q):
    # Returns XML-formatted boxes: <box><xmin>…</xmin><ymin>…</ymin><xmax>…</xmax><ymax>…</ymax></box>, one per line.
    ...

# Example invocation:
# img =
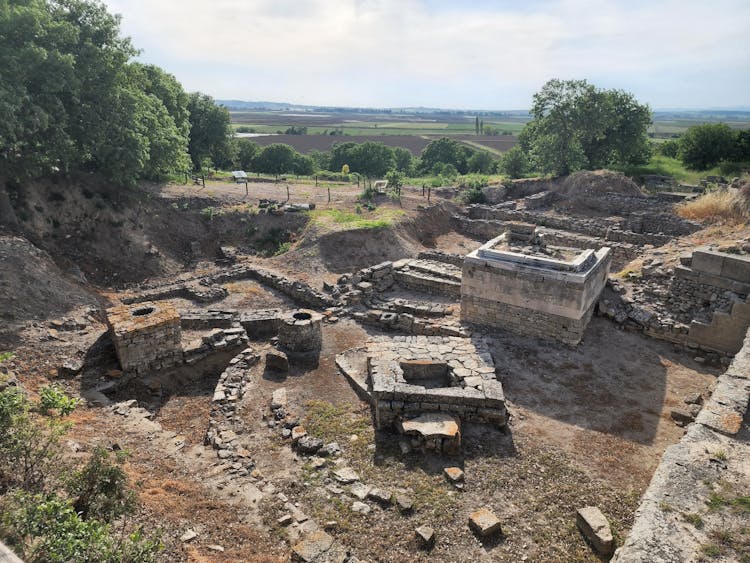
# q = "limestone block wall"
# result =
<box><xmin>460</xmin><ymin>245</ymin><xmax>611</xmax><ymax>345</ymax></box>
<box><xmin>106</xmin><ymin>301</ymin><xmax>182</xmax><ymax>374</ymax></box>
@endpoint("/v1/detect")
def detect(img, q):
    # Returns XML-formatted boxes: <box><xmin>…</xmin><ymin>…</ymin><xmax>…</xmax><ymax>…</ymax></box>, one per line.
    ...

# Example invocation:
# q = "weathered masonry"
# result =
<box><xmin>106</xmin><ymin>301</ymin><xmax>182</xmax><ymax>374</ymax></box>
<box><xmin>460</xmin><ymin>231</ymin><xmax>611</xmax><ymax>345</ymax></box>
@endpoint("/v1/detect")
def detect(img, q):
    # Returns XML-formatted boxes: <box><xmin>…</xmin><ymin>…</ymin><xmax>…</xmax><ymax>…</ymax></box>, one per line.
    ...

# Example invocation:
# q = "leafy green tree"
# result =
<box><xmin>521</xmin><ymin>79</ymin><xmax>651</xmax><ymax>175</ymax></box>
<box><xmin>351</xmin><ymin>141</ymin><xmax>394</xmax><ymax>179</ymax></box>
<box><xmin>293</xmin><ymin>153</ymin><xmax>314</xmax><ymax>176</ymax></box>
<box><xmin>678</xmin><ymin>123</ymin><xmax>736</xmax><ymax>170</ymax></box>
<box><xmin>253</xmin><ymin>143</ymin><xmax>297</xmax><ymax>179</ymax></box>
<box><xmin>327</xmin><ymin>142</ymin><xmax>358</xmax><ymax>172</ymax></box>
<box><xmin>467</xmin><ymin>150</ymin><xmax>496</xmax><ymax>173</ymax></box>
<box><xmin>392</xmin><ymin>147</ymin><xmax>414</xmax><ymax>175</ymax></box>
<box><xmin>235</xmin><ymin>138</ymin><xmax>259</xmax><ymax>171</ymax></box>
<box><xmin>187</xmin><ymin>92</ymin><xmax>232</xmax><ymax>170</ymax></box>
<box><xmin>657</xmin><ymin>139</ymin><xmax>680</xmax><ymax>158</ymax></box>
<box><xmin>385</xmin><ymin>169</ymin><xmax>404</xmax><ymax>196</ymax></box>
<box><xmin>500</xmin><ymin>146</ymin><xmax>528</xmax><ymax>179</ymax></box>
<box><xmin>733</xmin><ymin>130</ymin><xmax>750</xmax><ymax>162</ymax></box>
<box><xmin>308</xmin><ymin>150</ymin><xmax>330</xmax><ymax>172</ymax></box>
<box><xmin>419</xmin><ymin>138</ymin><xmax>473</xmax><ymax>175</ymax></box>
<box><xmin>0</xmin><ymin>0</ymin><xmax>192</xmax><ymax>198</ymax></box>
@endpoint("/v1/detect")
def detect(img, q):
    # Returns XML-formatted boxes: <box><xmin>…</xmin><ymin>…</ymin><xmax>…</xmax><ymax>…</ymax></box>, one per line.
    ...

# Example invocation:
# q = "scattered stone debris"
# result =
<box><xmin>367</xmin><ymin>487</ymin><xmax>392</xmax><ymax>506</ymax></box>
<box><xmin>469</xmin><ymin>507</ymin><xmax>502</xmax><ymax>537</ymax></box>
<box><xmin>332</xmin><ymin>467</ymin><xmax>360</xmax><ymax>484</ymax></box>
<box><xmin>179</xmin><ymin>529</ymin><xmax>198</xmax><ymax>542</ymax></box>
<box><xmin>415</xmin><ymin>525</ymin><xmax>435</xmax><ymax>549</ymax></box>
<box><xmin>351</xmin><ymin>501</ymin><xmax>371</xmax><ymax>514</ymax></box>
<box><xmin>443</xmin><ymin>466</ymin><xmax>465</xmax><ymax>483</ymax></box>
<box><xmin>576</xmin><ymin>506</ymin><xmax>615</xmax><ymax>555</ymax></box>
<box><xmin>292</xmin><ymin>530</ymin><xmax>334</xmax><ymax>562</ymax></box>
<box><xmin>395</xmin><ymin>494</ymin><xmax>414</xmax><ymax>514</ymax></box>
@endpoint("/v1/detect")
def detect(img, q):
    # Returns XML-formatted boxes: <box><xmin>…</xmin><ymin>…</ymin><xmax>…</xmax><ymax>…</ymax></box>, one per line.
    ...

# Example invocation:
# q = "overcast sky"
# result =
<box><xmin>101</xmin><ymin>0</ymin><xmax>750</xmax><ymax>110</ymax></box>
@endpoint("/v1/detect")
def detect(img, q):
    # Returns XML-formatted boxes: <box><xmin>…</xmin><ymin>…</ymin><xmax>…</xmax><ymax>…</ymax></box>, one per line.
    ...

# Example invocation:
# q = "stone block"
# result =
<box><xmin>576</xmin><ymin>506</ymin><xmax>615</xmax><ymax>555</ymax></box>
<box><xmin>469</xmin><ymin>507</ymin><xmax>502</xmax><ymax>537</ymax></box>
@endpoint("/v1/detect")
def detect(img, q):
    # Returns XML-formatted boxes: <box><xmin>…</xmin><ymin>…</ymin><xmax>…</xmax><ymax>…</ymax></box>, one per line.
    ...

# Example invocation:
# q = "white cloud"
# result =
<box><xmin>102</xmin><ymin>0</ymin><xmax>750</xmax><ymax>108</ymax></box>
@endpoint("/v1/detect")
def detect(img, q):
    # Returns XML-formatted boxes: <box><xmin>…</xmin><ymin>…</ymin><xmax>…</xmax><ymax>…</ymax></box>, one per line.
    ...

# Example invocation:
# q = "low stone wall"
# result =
<box><xmin>466</xmin><ymin>204</ymin><xmax>699</xmax><ymax>242</ymax></box>
<box><xmin>208</xmin><ymin>264</ymin><xmax>337</xmax><ymax>309</ymax></box>
<box><xmin>180</xmin><ymin>310</ymin><xmax>238</xmax><ymax>330</ymax></box>
<box><xmin>392</xmin><ymin>259</ymin><xmax>462</xmax><ymax>299</ymax></box>
<box><xmin>417</xmin><ymin>250</ymin><xmax>465</xmax><ymax>267</ymax></box>
<box><xmin>239</xmin><ymin>308</ymin><xmax>286</xmax><ymax>339</ymax></box>
<box><xmin>204</xmin><ymin>349</ymin><xmax>259</xmax><ymax>464</ymax></box>
<box><xmin>351</xmin><ymin>309</ymin><xmax>469</xmax><ymax>338</ymax></box>
<box><xmin>612</xmin><ymin>329</ymin><xmax>750</xmax><ymax>562</ymax></box>
<box><xmin>122</xmin><ymin>281</ymin><xmax>227</xmax><ymax>305</ymax></box>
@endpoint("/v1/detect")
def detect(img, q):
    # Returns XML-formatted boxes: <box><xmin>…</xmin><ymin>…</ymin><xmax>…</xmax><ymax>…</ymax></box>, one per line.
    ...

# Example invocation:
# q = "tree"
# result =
<box><xmin>253</xmin><ymin>143</ymin><xmax>297</xmax><ymax>179</ymax></box>
<box><xmin>352</xmin><ymin>142</ymin><xmax>395</xmax><ymax>179</ymax></box>
<box><xmin>187</xmin><ymin>92</ymin><xmax>232</xmax><ymax>170</ymax></box>
<box><xmin>392</xmin><ymin>147</ymin><xmax>414</xmax><ymax>175</ymax></box>
<box><xmin>419</xmin><ymin>137</ymin><xmax>473</xmax><ymax>174</ymax></box>
<box><xmin>679</xmin><ymin>123</ymin><xmax>737</xmax><ymax>170</ymax></box>
<box><xmin>500</xmin><ymin>146</ymin><xmax>528</xmax><ymax>179</ymax></box>
<box><xmin>521</xmin><ymin>79</ymin><xmax>651</xmax><ymax>175</ymax></box>
<box><xmin>235</xmin><ymin>139</ymin><xmax>259</xmax><ymax>170</ymax></box>
<box><xmin>0</xmin><ymin>0</ymin><xmax>194</xmax><ymax>197</ymax></box>
<box><xmin>467</xmin><ymin>150</ymin><xmax>496</xmax><ymax>173</ymax></box>
<box><xmin>293</xmin><ymin>153</ymin><xmax>314</xmax><ymax>176</ymax></box>
<box><xmin>657</xmin><ymin>139</ymin><xmax>680</xmax><ymax>159</ymax></box>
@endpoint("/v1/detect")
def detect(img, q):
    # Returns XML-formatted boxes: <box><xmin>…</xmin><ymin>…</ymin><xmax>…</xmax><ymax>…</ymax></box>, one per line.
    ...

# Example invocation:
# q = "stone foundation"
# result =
<box><xmin>365</xmin><ymin>336</ymin><xmax>506</xmax><ymax>430</ymax></box>
<box><xmin>460</xmin><ymin>233</ymin><xmax>611</xmax><ymax>345</ymax></box>
<box><xmin>106</xmin><ymin>301</ymin><xmax>182</xmax><ymax>374</ymax></box>
<box><xmin>278</xmin><ymin>310</ymin><xmax>323</xmax><ymax>353</ymax></box>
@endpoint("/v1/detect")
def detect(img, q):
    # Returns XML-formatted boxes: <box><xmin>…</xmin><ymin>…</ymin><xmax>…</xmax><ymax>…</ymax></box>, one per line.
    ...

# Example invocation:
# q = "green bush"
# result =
<box><xmin>1</xmin><ymin>491</ymin><xmax>161</xmax><ymax>563</ymax></box>
<box><xmin>458</xmin><ymin>187</ymin><xmax>487</xmax><ymax>204</ymax></box>
<box><xmin>66</xmin><ymin>447</ymin><xmax>135</xmax><ymax>521</ymax></box>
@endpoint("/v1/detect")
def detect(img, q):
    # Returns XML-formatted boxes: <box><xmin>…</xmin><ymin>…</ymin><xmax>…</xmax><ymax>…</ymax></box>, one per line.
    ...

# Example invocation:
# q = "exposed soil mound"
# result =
<box><xmin>556</xmin><ymin>170</ymin><xmax>644</xmax><ymax>198</ymax></box>
<box><xmin>0</xmin><ymin>235</ymin><xmax>98</xmax><ymax>324</ymax></box>
<box><xmin>551</xmin><ymin>170</ymin><xmax>646</xmax><ymax>216</ymax></box>
<box><xmin>8</xmin><ymin>175</ymin><xmax>309</xmax><ymax>286</ymax></box>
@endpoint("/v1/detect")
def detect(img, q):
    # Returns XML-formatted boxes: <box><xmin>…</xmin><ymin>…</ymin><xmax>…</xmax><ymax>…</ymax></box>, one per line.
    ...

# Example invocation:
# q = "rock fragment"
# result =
<box><xmin>576</xmin><ymin>506</ymin><xmax>615</xmax><ymax>555</ymax></box>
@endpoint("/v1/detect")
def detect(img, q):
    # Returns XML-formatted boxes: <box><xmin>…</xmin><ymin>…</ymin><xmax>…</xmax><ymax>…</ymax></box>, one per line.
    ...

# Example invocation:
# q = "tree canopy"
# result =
<box><xmin>0</xmin><ymin>0</ymin><xmax>229</xmax><ymax>187</ymax></box>
<box><xmin>519</xmin><ymin>79</ymin><xmax>651</xmax><ymax>175</ymax></box>
<box><xmin>678</xmin><ymin>123</ymin><xmax>738</xmax><ymax>171</ymax></box>
<box><xmin>419</xmin><ymin>138</ymin><xmax>473</xmax><ymax>175</ymax></box>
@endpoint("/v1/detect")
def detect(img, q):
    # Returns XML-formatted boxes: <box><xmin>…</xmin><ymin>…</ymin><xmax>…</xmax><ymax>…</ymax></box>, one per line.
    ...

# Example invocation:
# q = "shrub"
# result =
<box><xmin>657</xmin><ymin>139</ymin><xmax>680</xmax><ymax>158</ymax></box>
<box><xmin>0</xmin><ymin>387</ymin><xmax>69</xmax><ymax>491</ymax></box>
<box><xmin>1</xmin><ymin>491</ymin><xmax>161</xmax><ymax>563</ymax></box>
<box><xmin>500</xmin><ymin>146</ymin><xmax>529</xmax><ymax>179</ymax></box>
<box><xmin>458</xmin><ymin>187</ymin><xmax>487</xmax><ymax>204</ymax></box>
<box><xmin>66</xmin><ymin>447</ymin><xmax>135</xmax><ymax>521</ymax></box>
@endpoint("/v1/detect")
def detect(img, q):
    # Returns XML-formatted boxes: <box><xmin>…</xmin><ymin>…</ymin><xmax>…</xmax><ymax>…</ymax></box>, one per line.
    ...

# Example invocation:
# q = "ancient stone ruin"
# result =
<box><xmin>460</xmin><ymin>225</ymin><xmax>611</xmax><ymax>344</ymax></box>
<box><xmin>105</xmin><ymin>301</ymin><xmax>182</xmax><ymax>374</ymax></box>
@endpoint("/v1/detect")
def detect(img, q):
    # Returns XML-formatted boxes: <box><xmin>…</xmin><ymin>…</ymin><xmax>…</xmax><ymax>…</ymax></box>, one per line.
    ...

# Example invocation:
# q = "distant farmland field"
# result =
<box><xmin>241</xmin><ymin>133</ymin><xmax>518</xmax><ymax>155</ymax></box>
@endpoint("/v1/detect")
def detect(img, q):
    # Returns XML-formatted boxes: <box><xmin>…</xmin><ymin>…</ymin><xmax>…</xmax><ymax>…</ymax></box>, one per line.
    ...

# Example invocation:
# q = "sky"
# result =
<box><xmin>101</xmin><ymin>0</ymin><xmax>750</xmax><ymax>110</ymax></box>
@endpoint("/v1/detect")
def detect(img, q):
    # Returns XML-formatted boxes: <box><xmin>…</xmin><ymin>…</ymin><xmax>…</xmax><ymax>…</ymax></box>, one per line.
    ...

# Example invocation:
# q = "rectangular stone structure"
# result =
<box><xmin>106</xmin><ymin>301</ymin><xmax>182</xmax><ymax>374</ymax></box>
<box><xmin>460</xmin><ymin>233</ymin><xmax>611</xmax><ymax>345</ymax></box>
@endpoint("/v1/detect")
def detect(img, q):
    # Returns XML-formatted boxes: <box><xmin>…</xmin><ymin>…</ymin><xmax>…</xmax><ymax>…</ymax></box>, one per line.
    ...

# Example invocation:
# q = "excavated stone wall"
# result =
<box><xmin>106</xmin><ymin>301</ymin><xmax>182</xmax><ymax>374</ymax></box>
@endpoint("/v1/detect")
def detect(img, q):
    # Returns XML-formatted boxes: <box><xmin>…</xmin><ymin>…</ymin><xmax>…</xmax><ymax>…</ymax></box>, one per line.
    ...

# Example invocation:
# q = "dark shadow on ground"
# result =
<box><xmin>490</xmin><ymin>316</ymin><xmax>722</xmax><ymax>446</ymax></box>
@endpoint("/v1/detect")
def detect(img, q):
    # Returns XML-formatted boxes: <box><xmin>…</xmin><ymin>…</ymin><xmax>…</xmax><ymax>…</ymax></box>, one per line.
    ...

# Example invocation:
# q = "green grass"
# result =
<box><xmin>307</xmin><ymin>207</ymin><xmax>404</xmax><ymax>229</ymax></box>
<box><xmin>617</xmin><ymin>155</ymin><xmax>722</xmax><ymax>185</ymax></box>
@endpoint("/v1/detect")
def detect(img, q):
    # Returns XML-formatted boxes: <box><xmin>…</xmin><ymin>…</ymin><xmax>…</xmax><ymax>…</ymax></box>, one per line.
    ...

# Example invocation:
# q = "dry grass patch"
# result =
<box><xmin>677</xmin><ymin>189</ymin><xmax>750</xmax><ymax>224</ymax></box>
